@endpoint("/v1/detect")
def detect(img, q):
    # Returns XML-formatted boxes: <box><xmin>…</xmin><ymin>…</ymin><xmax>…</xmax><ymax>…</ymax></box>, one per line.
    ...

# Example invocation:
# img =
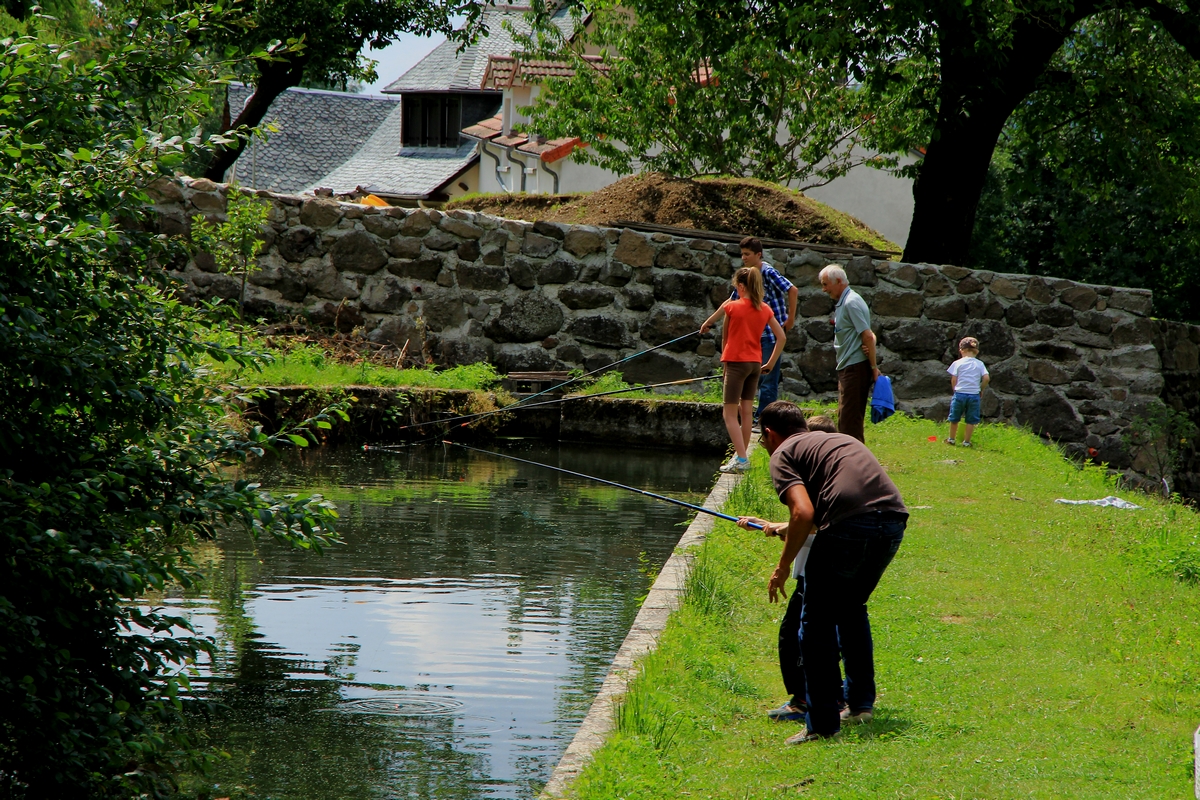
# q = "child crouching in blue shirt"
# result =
<box><xmin>946</xmin><ymin>336</ymin><xmax>989</xmax><ymax>447</ymax></box>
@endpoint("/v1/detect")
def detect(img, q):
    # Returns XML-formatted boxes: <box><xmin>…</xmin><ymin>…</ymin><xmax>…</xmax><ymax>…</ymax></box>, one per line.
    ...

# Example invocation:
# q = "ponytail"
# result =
<box><xmin>733</xmin><ymin>267</ymin><xmax>764</xmax><ymax>310</ymax></box>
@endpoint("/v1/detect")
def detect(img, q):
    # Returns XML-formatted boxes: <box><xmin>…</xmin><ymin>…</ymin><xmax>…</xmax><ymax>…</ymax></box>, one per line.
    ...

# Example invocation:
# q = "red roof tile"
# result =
<box><xmin>461</xmin><ymin>114</ymin><xmax>504</xmax><ymax>141</ymax></box>
<box><xmin>480</xmin><ymin>55</ymin><xmax>610</xmax><ymax>90</ymax></box>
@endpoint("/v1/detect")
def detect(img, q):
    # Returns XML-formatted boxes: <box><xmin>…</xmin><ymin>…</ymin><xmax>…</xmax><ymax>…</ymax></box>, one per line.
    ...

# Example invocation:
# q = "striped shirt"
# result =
<box><xmin>730</xmin><ymin>262</ymin><xmax>794</xmax><ymax>346</ymax></box>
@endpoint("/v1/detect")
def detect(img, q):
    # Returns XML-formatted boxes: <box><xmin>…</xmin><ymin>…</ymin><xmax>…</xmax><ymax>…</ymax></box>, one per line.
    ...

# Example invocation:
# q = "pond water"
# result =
<box><xmin>172</xmin><ymin>441</ymin><xmax>719</xmax><ymax>800</ymax></box>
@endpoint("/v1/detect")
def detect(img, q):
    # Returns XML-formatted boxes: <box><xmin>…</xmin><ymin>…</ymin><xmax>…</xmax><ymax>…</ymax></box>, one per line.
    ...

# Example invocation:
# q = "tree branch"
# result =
<box><xmin>1140</xmin><ymin>0</ymin><xmax>1200</xmax><ymax>61</ymax></box>
<box><xmin>203</xmin><ymin>56</ymin><xmax>310</xmax><ymax>182</ymax></box>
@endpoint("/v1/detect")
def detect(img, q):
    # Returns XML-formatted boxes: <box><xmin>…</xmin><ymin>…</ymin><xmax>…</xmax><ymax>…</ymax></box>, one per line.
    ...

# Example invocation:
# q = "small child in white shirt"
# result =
<box><xmin>946</xmin><ymin>336</ymin><xmax>990</xmax><ymax>447</ymax></box>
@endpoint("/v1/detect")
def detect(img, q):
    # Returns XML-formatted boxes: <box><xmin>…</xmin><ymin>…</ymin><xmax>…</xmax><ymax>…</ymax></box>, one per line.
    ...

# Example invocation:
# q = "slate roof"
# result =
<box><xmin>382</xmin><ymin>6</ymin><xmax>580</xmax><ymax>94</ymax></box>
<box><xmin>308</xmin><ymin>103</ymin><xmax>478</xmax><ymax>199</ymax></box>
<box><xmin>226</xmin><ymin>84</ymin><xmax>400</xmax><ymax>194</ymax></box>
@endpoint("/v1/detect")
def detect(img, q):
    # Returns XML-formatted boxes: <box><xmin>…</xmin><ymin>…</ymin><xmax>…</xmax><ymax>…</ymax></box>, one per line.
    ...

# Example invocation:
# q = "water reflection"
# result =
<box><xmin>175</xmin><ymin>441</ymin><xmax>718</xmax><ymax>799</ymax></box>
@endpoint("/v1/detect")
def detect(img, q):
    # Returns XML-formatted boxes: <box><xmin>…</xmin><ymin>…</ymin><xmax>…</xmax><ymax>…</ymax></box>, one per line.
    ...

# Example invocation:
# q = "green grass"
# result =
<box><xmin>569</xmin><ymin>415</ymin><xmax>1200</xmax><ymax>799</ymax></box>
<box><xmin>209</xmin><ymin>339</ymin><xmax>503</xmax><ymax>390</ymax></box>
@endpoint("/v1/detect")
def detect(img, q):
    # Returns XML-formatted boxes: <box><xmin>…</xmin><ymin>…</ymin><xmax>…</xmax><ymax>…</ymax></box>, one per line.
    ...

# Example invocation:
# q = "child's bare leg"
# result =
<box><xmin>723</xmin><ymin>404</ymin><xmax>748</xmax><ymax>458</ymax></box>
<box><xmin>963</xmin><ymin>423</ymin><xmax>976</xmax><ymax>443</ymax></box>
<box><xmin>948</xmin><ymin>421</ymin><xmax>959</xmax><ymax>441</ymax></box>
<box><xmin>740</xmin><ymin>399</ymin><xmax>754</xmax><ymax>453</ymax></box>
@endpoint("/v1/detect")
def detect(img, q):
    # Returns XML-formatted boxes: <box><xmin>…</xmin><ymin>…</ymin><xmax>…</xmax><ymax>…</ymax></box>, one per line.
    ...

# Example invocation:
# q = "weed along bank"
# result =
<box><xmin>163</xmin><ymin>179</ymin><xmax>1200</xmax><ymax>499</ymax></box>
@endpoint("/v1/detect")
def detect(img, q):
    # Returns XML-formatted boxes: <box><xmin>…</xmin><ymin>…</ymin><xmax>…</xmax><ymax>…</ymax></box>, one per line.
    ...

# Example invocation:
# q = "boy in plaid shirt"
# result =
<box><xmin>729</xmin><ymin>237</ymin><xmax>798</xmax><ymax>422</ymax></box>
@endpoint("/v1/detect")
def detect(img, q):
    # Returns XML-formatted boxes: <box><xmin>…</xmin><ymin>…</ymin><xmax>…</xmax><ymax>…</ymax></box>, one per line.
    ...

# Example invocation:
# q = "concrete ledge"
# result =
<box><xmin>540</xmin><ymin>448</ymin><xmax>753</xmax><ymax>798</ymax></box>
<box><xmin>245</xmin><ymin>385</ymin><xmax>727</xmax><ymax>452</ymax></box>
<box><xmin>1194</xmin><ymin>724</ymin><xmax>1199</xmax><ymax>798</ymax></box>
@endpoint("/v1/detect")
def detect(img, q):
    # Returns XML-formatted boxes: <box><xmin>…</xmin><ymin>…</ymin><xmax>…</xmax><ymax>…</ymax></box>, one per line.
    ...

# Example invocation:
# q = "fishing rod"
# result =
<box><xmin>386</xmin><ymin>329</ymin><xmax>703</xmax><ymax>435</ymax></box>
<box><xmin>363</xmin><ymin>374</ymin><xmax>722</xmax><ymax>448</ymax></box>
<box><xmin>442</xmin><ymin>441</ymin><xmax>764</xmax><ymax>530</ymax></box>
<box><xmin>498</xmin><ymin>328</ymin><xmax>703</xmax><ymax>409</ymax></box>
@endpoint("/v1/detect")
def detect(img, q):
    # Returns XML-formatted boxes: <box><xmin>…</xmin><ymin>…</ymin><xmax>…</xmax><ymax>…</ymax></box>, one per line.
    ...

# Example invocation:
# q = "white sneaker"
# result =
<box><xmin>719</xmin><ymin>456</ymin><xmax>750</xmax><ymax>474</ymax></box>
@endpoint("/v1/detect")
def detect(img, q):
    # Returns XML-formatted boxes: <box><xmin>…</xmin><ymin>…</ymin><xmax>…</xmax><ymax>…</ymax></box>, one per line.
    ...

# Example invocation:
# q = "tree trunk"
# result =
<box><xmin>902</xmin><ymin>10</ymin><xmax>1093</xmax><ymax>264</ymax></box>
<box><xmin>204</xmin><ymin>57</ymin><xmax>309</xmax><ymax>183</ymax></box>
<box><xmin>901</xmin><ymin>99</ymin><xmax>1013</xmax><ymax>265</ymax></box>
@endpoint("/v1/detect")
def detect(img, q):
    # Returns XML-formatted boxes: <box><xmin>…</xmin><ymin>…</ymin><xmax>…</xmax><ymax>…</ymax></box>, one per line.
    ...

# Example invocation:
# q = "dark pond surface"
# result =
<box><xmin>172</xmin><ymin>441</ymin><xmax>719</xmax><ymax>800</ymax></box>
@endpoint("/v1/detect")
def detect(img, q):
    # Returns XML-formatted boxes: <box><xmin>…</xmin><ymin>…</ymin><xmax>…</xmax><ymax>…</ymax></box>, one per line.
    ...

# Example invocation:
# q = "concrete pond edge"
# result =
<box><xmin>539</xmin><ymin>446</ymin><xmax>756</xmax><ymax>798</ymax></box>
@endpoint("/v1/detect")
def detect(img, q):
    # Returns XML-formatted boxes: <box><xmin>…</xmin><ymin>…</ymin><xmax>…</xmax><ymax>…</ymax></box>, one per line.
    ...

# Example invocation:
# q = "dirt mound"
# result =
<box><xmin>448</xmin><ymin>173</ymin><xmax>898</xmax><ymax>252</ymax></box>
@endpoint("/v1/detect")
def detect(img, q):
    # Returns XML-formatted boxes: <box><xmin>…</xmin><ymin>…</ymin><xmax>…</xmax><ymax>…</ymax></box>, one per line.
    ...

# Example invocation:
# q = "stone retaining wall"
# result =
<box><xmin>158</xmin><ymin>178</ymin><xmax>1200</xmax><ymax>493</ymax></box>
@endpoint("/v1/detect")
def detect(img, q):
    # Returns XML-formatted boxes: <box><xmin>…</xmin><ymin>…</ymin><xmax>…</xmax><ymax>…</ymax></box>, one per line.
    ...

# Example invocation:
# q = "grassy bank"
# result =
<box><xmin>570</xmin><ymin>416</ymin><xmax>1200</xmax><ymax>799</ymax></box>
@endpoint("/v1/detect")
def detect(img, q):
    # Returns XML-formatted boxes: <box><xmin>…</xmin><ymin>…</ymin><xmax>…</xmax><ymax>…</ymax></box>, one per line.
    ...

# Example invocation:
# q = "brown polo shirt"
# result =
<box><xmin>769</xmin><ymin>431</ymin><xmax>907</xmax><ymax>530</ymax></box>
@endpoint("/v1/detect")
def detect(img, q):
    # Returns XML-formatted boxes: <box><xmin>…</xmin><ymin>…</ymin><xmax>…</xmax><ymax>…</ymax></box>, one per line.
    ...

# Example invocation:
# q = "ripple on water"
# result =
<box><xmin>335</xmin><ymin>693</ymin><xmax>464</xmax><ymax>716</ymax></box>
<box><xmin>325</xmin><ymin>693</ymin><xmax>501</xmax><ymax>736</ymax></box>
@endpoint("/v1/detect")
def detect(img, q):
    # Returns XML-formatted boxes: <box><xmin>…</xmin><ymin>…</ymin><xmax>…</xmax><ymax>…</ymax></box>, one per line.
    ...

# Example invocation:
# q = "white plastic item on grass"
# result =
<box><xmin>1054</xmin><ymin>496</ymin><xmax>1142</xmax><ymax>510</ymax></box>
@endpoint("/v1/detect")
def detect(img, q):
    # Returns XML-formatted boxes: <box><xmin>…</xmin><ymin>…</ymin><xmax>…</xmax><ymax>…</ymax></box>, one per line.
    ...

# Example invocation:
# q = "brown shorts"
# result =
<box><xmin>723</xmin><ymin>361</ymin><xmax>761</xmax><ymax>404</ymax></box>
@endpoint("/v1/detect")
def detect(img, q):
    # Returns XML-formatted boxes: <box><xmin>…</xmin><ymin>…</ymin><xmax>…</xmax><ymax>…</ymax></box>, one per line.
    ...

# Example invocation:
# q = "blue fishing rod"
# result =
<box><xmin>444</xmin><ymin>441</ymin><xmax>765</xmax><ymax>530</ymax></box>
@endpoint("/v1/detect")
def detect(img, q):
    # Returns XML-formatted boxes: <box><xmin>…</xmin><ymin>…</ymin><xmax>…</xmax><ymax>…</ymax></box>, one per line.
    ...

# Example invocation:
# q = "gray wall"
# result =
<box><xmin>158</xmin><ymin>177</ymin><xmax>1200</xmax><ymax>494</ymax></box>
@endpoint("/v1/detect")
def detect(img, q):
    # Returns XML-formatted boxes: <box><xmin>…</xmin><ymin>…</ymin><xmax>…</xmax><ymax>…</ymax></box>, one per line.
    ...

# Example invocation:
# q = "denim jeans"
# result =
<box><xmin>948</xmin><ymin>392</ymin><xmax>982</xmax><ymax>425</ymax></box>
<box><xmin>800</xmin><ymin>511</ymin><xmax>906</xmax><ymax>735</ymax></box>
<box><xmin>756</xmin><ymin>337</ymin><xmax>782</xmax><ymax>419</ymax></box>
<box><xmin>779</xmin><ymin>576</ymin><xmax>806</xmax><ymax>705</ymax></box>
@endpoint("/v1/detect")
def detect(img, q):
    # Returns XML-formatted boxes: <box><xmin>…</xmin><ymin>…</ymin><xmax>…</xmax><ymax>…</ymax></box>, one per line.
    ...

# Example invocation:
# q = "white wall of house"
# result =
<box><xmin>801</xmin><ymin>154</ymin><xmax>919</xmax><ymax>249</ymax></box>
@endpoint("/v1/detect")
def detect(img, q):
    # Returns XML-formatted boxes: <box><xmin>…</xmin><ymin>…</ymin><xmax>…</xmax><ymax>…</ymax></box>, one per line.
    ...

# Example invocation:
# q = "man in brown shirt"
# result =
<box><xmin>737</xmin><ymin>401</ymin><xmax>907</xmax><ymax>744</ymax></box>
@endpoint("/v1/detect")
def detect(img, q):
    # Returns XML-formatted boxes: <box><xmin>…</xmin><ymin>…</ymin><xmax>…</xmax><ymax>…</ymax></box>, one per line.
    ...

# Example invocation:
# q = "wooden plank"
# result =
<box><xmin>609</xmin><ymin>219</ymin><xmax>901</xmax><ymax>259</ymax></box>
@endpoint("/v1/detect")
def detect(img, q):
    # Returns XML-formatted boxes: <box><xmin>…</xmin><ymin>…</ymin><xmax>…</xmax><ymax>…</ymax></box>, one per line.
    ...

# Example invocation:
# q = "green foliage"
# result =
<box><xmin>191</xmin><ymin>189</ymin><xmax>269</xmax><ymax>341</ymax></box>
<box><xmin>970</xmin><ymin>12</ymin><xmax>1200</xmax><ymax>323</ymax></box>
<box><xmin>1124</xmin><ymin>402</ymin><xmax>1199</xmax><ymax>494</ymax></box>
<box><xmin>520</xmin><ymin>0</ymin><xmax>912</xmax><ymax>188</ymax></box>
<box><xmin>0</xmin><ymin>6</ymin><xmax>349</xmax><ymax>796</ymax></box>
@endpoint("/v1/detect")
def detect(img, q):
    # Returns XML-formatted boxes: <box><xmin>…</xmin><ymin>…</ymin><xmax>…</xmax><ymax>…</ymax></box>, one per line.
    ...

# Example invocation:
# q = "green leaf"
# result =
<box><xmin>287</xmin><ymin>434</ymin><xmax>309</xmax><ymax>447</ymax></box>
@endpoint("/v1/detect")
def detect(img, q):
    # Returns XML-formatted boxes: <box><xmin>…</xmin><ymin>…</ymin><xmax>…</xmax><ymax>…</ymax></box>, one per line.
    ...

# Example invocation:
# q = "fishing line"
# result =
<box><xmin>363</xmin><ymin>374</ymin><xmax>722</xmax><ymax>448</ymax></box>
<box><xmin>386</xmin><ymin>329</ymin><xmax>704</xmax><ymax>436</ymax></box>
<box><xmin>441</xmin><ymin>441</ymin><xmax>764</xmax><ymax>530</ymax></box>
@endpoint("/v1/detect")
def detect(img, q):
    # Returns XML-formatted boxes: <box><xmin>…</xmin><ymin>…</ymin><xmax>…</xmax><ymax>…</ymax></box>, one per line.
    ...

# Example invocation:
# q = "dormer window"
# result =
<box><xmin>402</xmin><ymin>94</ymin><xmax>463</xmax><ymax>148</ymax></box>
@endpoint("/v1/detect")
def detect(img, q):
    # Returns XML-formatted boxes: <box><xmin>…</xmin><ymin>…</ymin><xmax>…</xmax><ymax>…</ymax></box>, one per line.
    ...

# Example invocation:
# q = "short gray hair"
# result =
<box><xmin>819</xmin><ymin>265</ymin><xmax>848</xmax><ymax>285</ymax></box>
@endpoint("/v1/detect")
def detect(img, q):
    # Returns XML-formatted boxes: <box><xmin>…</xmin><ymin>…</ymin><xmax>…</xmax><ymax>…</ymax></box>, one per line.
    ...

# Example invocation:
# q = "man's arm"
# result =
<box><xmin>784</xmin><ymin>285</ymin><xmax>798</xmax><ymax>331</ymax></box>
<box><xmin>860</xmin><ymin>328</ymin><xmax>880</xmax><ymax>381</ymax></box>
<box><xmin>769</xmin><ymin>484</ymin><xmax>815</xmax><ymax>603</ymax></box>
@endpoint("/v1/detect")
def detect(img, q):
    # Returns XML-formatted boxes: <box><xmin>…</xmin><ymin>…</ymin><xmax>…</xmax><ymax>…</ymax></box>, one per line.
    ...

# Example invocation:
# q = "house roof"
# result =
<box><xmin>382</xmin><ymin>5</ymin><xmax>580</xmax><ymax>94</ymax></box>
<box><xmin>460</xmin><ymin>111</ymin><xmax>582</xmax><ymax>164</ymax></box>
<box><xmin>226</xmin><ymin>84</ymin><xmax>400</xmax><ymax>194</ymax></box>
<box><xmin>480</xmin><ymin>55</ymin><xmax>610</xmax><ymax>89</ymax></box>
<box><xmin>308</xmin><ymin>103</ymin><xmax>479</xmax><ymax>199</ymax></box>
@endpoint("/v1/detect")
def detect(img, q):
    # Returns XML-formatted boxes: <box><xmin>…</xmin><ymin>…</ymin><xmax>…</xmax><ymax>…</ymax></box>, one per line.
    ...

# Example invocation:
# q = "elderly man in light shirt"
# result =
<box><xmin>819</xmin><ymin>265</ymin><xmax>879</xmax><ymax>442</ymax></box>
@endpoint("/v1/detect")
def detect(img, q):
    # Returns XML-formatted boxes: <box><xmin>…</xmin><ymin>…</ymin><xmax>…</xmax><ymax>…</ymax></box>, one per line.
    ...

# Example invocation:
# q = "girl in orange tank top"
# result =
<box><xmin>701</xmin><ymin>267</ymin><xmax>786</xmax><ymax>472</ymax></box>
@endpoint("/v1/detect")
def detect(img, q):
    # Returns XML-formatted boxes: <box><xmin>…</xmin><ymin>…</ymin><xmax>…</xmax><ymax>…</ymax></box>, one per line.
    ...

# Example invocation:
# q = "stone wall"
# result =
<box><xmin>158</xmin><ymin>178</ymin><xmax>1200</xmax><ymax>490</ymax></box>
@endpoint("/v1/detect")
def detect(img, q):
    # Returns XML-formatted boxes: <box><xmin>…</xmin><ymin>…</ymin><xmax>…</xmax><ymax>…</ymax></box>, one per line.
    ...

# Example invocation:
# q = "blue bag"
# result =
<box><xmin>870</xmin><ymin>374</ymin><xmax>895</xmax><ymax>424</ymax></box>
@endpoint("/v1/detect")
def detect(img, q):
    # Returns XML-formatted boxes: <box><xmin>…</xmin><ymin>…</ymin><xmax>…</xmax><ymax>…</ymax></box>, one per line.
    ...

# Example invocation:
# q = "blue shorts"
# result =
<box><xmin>948</xmin><ymin>392</ymin><xmax>981</xmax><ymax>425</ymax></box>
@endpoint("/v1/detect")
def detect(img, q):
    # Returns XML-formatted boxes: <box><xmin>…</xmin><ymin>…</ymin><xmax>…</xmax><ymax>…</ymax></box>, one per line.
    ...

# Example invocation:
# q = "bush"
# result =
<box><xmin>0</xmin><ymin>9</ymin><xmax>342</xmax><ymax>797</ymax></box>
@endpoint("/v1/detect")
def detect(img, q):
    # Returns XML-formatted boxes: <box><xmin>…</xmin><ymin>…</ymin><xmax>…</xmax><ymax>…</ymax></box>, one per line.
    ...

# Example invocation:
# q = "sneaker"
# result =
<box><xmin>944</xmin><ymin>437</ymin><xmax>956</xmax><ymax>446</ymax></box>
<box><xmin>839</xmin><ymin>707</ymin><xmax>873</xmax><ymax>725</ymax></box>
<box><xmin>719</xmin><ymin>456</ymin><xmax>750</xmax><ymax>474</ymax></box>
<box><xmin>785</xmin><ymin>727</ymin><xmax>839</xmax><ymax>745</ymax></box>
<box><xmin>766</xmin><ymin>702</ymin><xmax>806</xmax><ymax>722</ymax></box>
<box><xmin>962</xmin><ymin>440</ymin><xmax>972</xmax><ymax>448</ymax></box>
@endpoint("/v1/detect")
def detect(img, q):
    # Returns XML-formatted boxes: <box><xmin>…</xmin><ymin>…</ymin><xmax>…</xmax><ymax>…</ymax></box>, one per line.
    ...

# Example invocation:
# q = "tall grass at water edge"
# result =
<box><xmin>206</xmin><ymin>337</ymin><xmax>504</xmax><ymax>390</ymax></box>
<box><xmin>571</xmin><ymin>414</ymin><xmax>1200</xmax><ymax>799</ymax></box>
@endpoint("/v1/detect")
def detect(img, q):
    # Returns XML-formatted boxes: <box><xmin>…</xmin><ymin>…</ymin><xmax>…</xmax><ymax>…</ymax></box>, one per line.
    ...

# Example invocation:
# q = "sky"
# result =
<box><xmin>361</xmin><ymin>32</ymin><xmax>447</xmax><ymax>95</ymax></box>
